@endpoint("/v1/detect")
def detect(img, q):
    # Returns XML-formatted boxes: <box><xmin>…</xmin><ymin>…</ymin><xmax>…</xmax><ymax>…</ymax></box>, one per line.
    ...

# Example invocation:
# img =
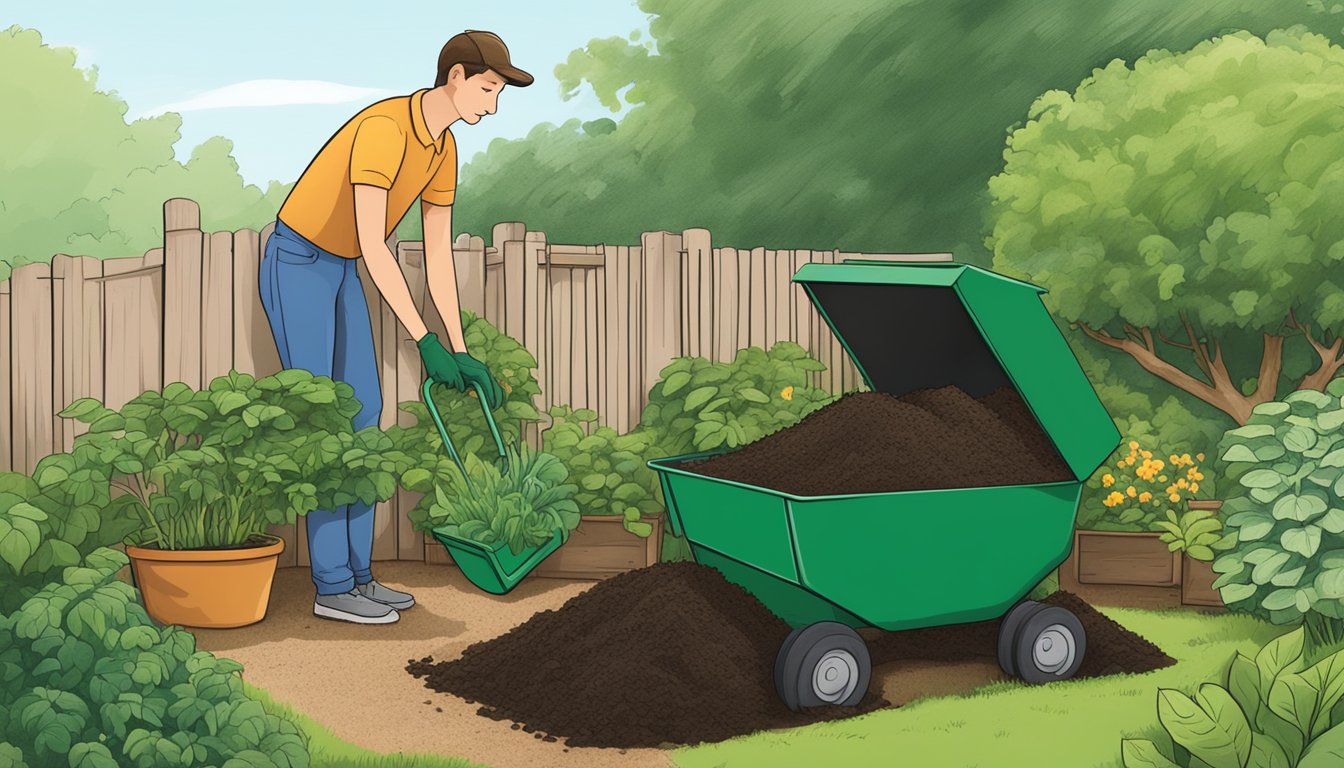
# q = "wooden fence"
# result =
<box><xmin>0</xmin><ymin>197</ymin><xmax>951</xmax><ymax>563</ymax></box>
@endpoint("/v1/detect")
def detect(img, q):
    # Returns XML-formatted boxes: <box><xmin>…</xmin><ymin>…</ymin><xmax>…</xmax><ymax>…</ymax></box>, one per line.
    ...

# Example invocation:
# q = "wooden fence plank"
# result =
<box><xmin>523</xmin><ymin>238</ymin><xmax>545</xmax><ymax>413</ymax></box>
<box><xmin>0</xmin><ymin>277</ymin><xmax>9</xmax><ymax>472</ymax></box>
<box><xmin>604</xmin><ymin>244</ymin><xmax>624</xmax><ymax>431</ymax></box>
<box><xmin>553</xmin><ymin>266</ymin><xmax>573</xmax><ymax>409</ymax></box>
<box><xmin>714</xmin><ymin>247</ymin><xmax>737</xmax><ymax>364</ymax></box>
<box><xmin>102</xmin><ymin>252</ymin><xmax>163</xmax><ymax>411</ymax></box>
<box><xmin>163</xmin><ymin>199</ymin><xmax>203</xmax><ymax>390</ymax></box>
<box><xmin>748</xmin><ymin>246</ymin><xmax>767</xmax><ymax>351</ymax></box>
<box><xmin>571</xmin><ymin>266</ymin><xmax>588</xmax><ymax>413</ymax></box>
<box><xmin>736</xmin><ymin>246</ymin><xmax>752</xmax><ymax>358</ymax></box>
<box><xmin>585</xmin><ymin>264</ymin><xmax>599</xmax><ymax>415</ymax></box>
<box><xmin>773</xmin><ymin>249</ymin><xmax>791</xmax><ymax>352</ymax></box>
<box><xmin>52</xmin><ymin>256</ymin><xmax>105</xmax><ymax>452</ymax></box>
<box><xmin>763</xmin><ymin>248</ymin><xmax>777</xmax><ymax>350</ymax></box>
<box><xmin>456</xmin><ymin>235</ymin><xmax>488</xmax><ymax>318</ymax></box>
<box><xmin>201</xmin><ymin>231</ymin><xmax>235</xmax><ymax>385</ymax></box>
<box><xmin>689</xmin><ymin>230</ymin><xmax>713</xmax><ymax>360</ymax></box>
<box><xmin>626</xmin><ymin>245</ymin><xmax>644</xmax><ymax>431</ymax></box>
<box><xmin>12</xmin><ymin>262</ymin><xmax>54</xmax><ymax>474</ymax></box>
<box><xmin>641</xmin><ymin>232</ymin><xmax>681</xmax><ymax>411</ymax></box>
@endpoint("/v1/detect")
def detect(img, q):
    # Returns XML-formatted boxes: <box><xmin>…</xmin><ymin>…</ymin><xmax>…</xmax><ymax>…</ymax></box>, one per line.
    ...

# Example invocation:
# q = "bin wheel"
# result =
<box><xmin>774</xmin><ymin>622</ymin><xmax>871</xmax><ymax>712</ymax></box>
<box><xmin>1011</xmin><ymin>605</ymin><xmax>1086</xmax><ymax>684</ymax></box>
<box><xmin>996</xmin><ymin>600</ymin><xmax>1046</xmax><ymax>677</ymax></box>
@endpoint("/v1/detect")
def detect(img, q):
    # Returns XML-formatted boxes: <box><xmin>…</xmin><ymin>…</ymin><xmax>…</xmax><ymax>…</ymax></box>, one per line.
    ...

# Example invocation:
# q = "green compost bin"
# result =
<box><xmin>648</xmin><ymin>261</ymin><xmax>1121</xmax><ymax>633</ymax></box>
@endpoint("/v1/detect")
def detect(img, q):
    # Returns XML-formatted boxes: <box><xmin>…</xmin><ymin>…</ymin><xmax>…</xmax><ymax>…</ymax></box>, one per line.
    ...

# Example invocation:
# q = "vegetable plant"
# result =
<box><xmin>0</xmin><ymin>547</ymin><xmax>309</xmax><ymax>767</ymax></box>
<box><xmin>1078</xmin><ymin>438</ymin><xmax>1214</xmax><ymax>532</ymax></box>
<box><xmin>59</xmin><ymin>370</ymin><xmax>408</xmax><ymax>550</ymax></box>
<box><xmin>1156</xmin><ymin>506</ymin><xmax>1236</xmax><ymax>563</ymax></box>
<box><xmin>1120</xmin><ymin>626</ymin><xmax>1344</xmax><ymax>767</ymax></box>
<box><xmin>540</xmin><ymin>405</ymin><xmax>662</xmax><ymax>536</ymax></box>
<box><xmin>409</xmin><ymin>441</ymin><xmax>580</xmax><ymax>556</ymax></box>
<box><xmin>1212</xmin><ymin>382</ymin><xmax>1344</xmax><ymax>656</ymax></box>
<box><xmin>639</xmin><ymin>342</ymin><xmax>836</xmax><ymax>458</ymax></box>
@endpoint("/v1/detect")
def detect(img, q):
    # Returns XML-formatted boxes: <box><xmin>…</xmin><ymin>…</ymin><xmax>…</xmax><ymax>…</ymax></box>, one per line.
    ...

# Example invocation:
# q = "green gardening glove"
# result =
<box><xmin>453</xmin><ymin>352</ymin><xmax>505</xmax><ymax>410</ymax></box>
<box><xmin>417</xmin><ymin>333</ymin><xmax>464</xmax><ymax>390</ymax></box>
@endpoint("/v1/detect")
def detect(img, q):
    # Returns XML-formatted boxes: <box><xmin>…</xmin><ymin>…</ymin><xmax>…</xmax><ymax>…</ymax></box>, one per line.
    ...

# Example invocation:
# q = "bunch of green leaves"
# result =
<box><xmin>1211</xmin><ymin>383</ymin><xmax>1344</xmax><ymax>650</ymax></box>
<box><xmin>413</xmin><ymin>442</ymin><xmax>580</xmax><ymax>556</ymax></box>
<box><xmin>60</xmin><ymin>369</ymin><xmax>408</xmax><ymax>550</ymax></box>
<box><xmin>1120</xmin><ymin>626</ymin><xmax>1344</xmax><ymax>768</ymax></box>
<box><xmin>639</xmin><ymin>342</ymin><xmax>836</xmax><ymax>458</ymax></box>
<box><xmin>0</xmin><ymin>547</ymin><xmax>309</xmax><ymax>767</ymax></box>
<box><xmin>540</xmin><ymin>405</ymin><xmax>661</xmax><ymax>536</ymax></box>
<box><xmin>0</xmin><ymin>453</ymin><xmax>140</xmax><ymax>614</ymax></box>
<box><xmin>388</xmin><ymin>311</ymin><xmax>543</xmax><ymax>462</ymax></box>
<box><xmin>1156</xmin><ymin>507</ymin><xmax>1237</xmax><ymax>563</ymax></box>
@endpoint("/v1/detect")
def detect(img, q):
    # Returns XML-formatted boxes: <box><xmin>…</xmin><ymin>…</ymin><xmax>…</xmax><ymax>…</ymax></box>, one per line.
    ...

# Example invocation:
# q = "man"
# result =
<box><xmin>258</xmin><ymin>30</ymin><xmax>528</xmax><ymax>624</ymax></box>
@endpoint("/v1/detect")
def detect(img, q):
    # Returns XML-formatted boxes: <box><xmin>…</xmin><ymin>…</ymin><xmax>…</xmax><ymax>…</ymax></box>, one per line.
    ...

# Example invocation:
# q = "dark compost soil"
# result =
<box><xmin>407</xmin><ymin>563</ymin><xmax>1174</xmax><ymax>749</ymax></box>
<box><xmin>680</xmin><ymin>385</ymin><xmax>1074</xmax><ymax>496</ymax></box>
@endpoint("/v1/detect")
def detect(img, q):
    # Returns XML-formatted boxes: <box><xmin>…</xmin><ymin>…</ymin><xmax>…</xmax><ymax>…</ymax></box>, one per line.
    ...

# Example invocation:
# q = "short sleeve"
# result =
<box><xmin>421</xmin><ymin>155</ymin><xmax>456</xmax><ymax>206</ymax></box>
<box><xmin>349</xmin><ymin>116</ymin><xmax>405</xmax><ymax>188</ymax></box>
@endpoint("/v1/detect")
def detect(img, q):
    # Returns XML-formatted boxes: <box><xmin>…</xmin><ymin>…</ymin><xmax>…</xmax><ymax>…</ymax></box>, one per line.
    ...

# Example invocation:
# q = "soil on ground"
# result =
<box><xmin>679</xmin><ymin>385</ymin><xmax>1073</xmax><ymax>496</ymax></box>
<box><xmin>407</xmin><ymin>562</ymin><xmax>1175</xmax><ymax>749</ymax></box>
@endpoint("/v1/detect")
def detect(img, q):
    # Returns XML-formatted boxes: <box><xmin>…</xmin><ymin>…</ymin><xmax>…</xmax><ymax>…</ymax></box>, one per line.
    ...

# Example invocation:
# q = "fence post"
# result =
<box><xmin>0</xmin><ymin>275</ymin><xmax>10</xmax><ymax>472</ymax></box>
<box><xmin>11</xmin><ymin>262</ymin><xmax>54</xmax><ymax>474</ymax></box>
<box><xmin>640</xmin><ymin>230</ymin><xmax>682</xmax><ymax>416</ymax></box>
<box><xmin>163</xmin><ymin>198</ymin><xmax>203</xmax><ymax>390</ymax></box>
<box><xmin>51</xmin><ymin>254</ymin><xmax>105</xmax><ymax>453</ymax></box>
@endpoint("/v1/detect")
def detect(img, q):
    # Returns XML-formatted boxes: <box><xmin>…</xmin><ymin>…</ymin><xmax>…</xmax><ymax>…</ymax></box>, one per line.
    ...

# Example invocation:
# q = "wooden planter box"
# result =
<box><xmin>1181</xmin><ymin>500</ymin><xmax>1225</xmax><ymax>607</ymax></box>
<box><xmin>1073</xmin><ymin>530</ymin><xmax>1181</xmax><ymax>587</ymax></box>
<box><xmin>425</xmin><ymin>515</ymin><xmax>663</xmax><ymax>580</ymax></box>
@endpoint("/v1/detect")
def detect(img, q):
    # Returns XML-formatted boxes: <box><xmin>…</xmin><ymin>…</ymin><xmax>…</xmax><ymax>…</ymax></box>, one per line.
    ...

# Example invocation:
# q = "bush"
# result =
<box><xmin>0</xmin><ymin>547</ymin><xmax>309</xmax><ymax>767</ymax></box>
<box><xmin>1120</xmin><ymin>626</ymin><xmax>1344</xmax><ymax>767</ymax></box>
<box><xmin>1078</xmin><ymin>437</ymin><xmax>1215</xmax><ymax>532</ymax></box>
<box><xmin>639</xmin><ymin>342</ymin><xmax>835</xmax><ymax>458</ymax></box>
<box><xmin>540</xmin><ymin>405</ymin><xmax>662</xmax><ymax>535</ymax></box>
<box><xmin>59</xmin><ymin>371</ymin><xmax>406</xmax><ymax>550</ymax></box>
<box><xmin>1212</xmin><ymin>382</ymin><xmax>1344</xmax><ymax>654</ymax></box>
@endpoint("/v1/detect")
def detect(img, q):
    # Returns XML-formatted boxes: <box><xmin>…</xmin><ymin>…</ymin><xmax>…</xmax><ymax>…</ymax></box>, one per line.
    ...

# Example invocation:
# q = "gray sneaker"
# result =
<box><xmin>356</xmin><ymin>580</ymin><xmax>416</xmax><ymax>610</ymax></box>
<box><xmin>313</xmin><ymin>590</ymin><xmax>399</xmax><ymax>624</ymax></box>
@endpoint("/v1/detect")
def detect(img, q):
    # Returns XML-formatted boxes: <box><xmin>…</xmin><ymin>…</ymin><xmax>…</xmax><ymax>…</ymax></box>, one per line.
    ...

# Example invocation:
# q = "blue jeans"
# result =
<box><xmin>259</xmin><ymin>218</ymin><xmax>382</xmax><ymax>596</ymax></box>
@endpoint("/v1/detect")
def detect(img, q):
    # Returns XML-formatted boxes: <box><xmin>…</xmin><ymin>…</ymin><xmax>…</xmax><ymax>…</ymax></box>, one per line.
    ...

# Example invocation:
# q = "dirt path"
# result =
<box><xmin>193</xmin><ymin>564</ymin><xmax>673</xmax><ymax>768</ymax></box>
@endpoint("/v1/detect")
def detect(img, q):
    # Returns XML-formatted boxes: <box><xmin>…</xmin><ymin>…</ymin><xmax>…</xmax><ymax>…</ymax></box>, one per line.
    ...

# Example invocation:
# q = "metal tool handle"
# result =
<box><xmin>421</xmin><ymin>378</ymin><xmax>507</xmax><ymax>478</ymax></box>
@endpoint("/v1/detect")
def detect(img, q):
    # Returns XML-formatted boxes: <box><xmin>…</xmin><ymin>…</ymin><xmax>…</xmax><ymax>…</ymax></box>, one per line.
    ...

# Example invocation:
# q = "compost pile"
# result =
<box><xmin>407</xmin><ymin>562</ymin><xmax>1174</xmax><ymax>749</ymax></box>
<box><xmin>681</xmin><ymin>385</ymin><xmax>1073</xmax><ymax>496</ymax></box>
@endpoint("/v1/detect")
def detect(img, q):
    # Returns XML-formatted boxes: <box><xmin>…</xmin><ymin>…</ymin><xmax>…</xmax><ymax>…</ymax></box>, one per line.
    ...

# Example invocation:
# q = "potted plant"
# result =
<box><xmin>1065</xmin><ymin>438</ymin><xmax>1215</xmax><ymax>592</ymax></box>
<box><xmin>533</xmin><ymin>405</ymin><xmax>664</xmax><ymax>578</ymax></box>
<box><xmin>59</xmin><ymin>369</ymin><xmax>406</xmax><ymax>628</ymax></box>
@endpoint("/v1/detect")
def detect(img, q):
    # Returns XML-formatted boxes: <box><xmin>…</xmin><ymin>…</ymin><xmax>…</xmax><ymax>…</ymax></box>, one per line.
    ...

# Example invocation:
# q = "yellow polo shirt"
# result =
<box><xmin>278</xmin><ymin>88</ymin><xmax>456</xmax><ymax>258</ymax></box>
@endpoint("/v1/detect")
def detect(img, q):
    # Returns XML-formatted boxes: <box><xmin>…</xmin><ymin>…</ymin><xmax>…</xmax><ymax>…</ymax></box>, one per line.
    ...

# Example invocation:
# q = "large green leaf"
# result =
<box><xmin>1243</xmin><ymin>469</ymin><xmax>1286</xmax><ymax>489</ymax></box>
<box><xmin>1156</xmin><ymin>688</ymin><xmax>1248</xmax><ymax>768</ymax></box>
<box><xmin>1282</xmin><ymin>526</ymin><xmax>1324</xmax><ymax>559</ymax></box>
<box><xmin>1120</xmin><ymin>740</ymin><xmax>1181</xmax><ymax>768</ymax></box>
<box><xmin>1257</xmin><ymin>629</ymin><xmax>1307</xmax><ymax>696</ymax></box>
<box><xmin>1299</xmin><ymin>722</ymin><xmax>1344</xmax><ymax>767</ymax></box>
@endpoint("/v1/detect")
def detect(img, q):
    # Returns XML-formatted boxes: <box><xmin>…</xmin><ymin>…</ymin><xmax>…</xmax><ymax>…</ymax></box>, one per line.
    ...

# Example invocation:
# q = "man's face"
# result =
<box><xmin>453</xmin><ymin>67</ymin><xmax>505</xmax><ymax>125</ymax></box>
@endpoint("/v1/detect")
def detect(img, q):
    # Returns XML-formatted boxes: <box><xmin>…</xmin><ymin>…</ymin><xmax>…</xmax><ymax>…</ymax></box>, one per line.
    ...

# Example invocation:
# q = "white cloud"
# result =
<box><xmin>137</xmin><ymin>79</ymin><xmax>398</xmax><ymax>118</ymax></box>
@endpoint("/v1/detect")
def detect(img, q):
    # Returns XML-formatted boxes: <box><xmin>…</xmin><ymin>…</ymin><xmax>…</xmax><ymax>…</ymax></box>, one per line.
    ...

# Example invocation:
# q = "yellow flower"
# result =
<box><xmin>1129</xmin><ymin>441</ymin><xmax>1140</xmax><ymax>450</ymax></box>
<box><xmin>1141</xmin><ymin>450</ymin><xmax>1153</xmax><ymax>459</ymax></box>
<box><xmin>1159</xmin><ymin>475</ymin><xmax>1167</xmax><ymax>482</ymax></box>
<box><xmin>1105</xmin><ymin>491</ymin><xmax>1125</xmax><ymax>507</ymax></box>
<box><xmin>780</xmin><ymin>386</ymin><xmax>795</xmax><ymax>401</ymax></box>
<box><xmin>1169</xmin><ymin>493</ymin><xmax>1181</xmax><ymax>502</ymax></box>
<box><xmin>1190</xmin><ymin>482</ymin><xmax>1200</xmax><ymax>493</ymax></box>
<box><xmin>1197</xmin><ymin>452</ymin><xmax>1206</xmax><ymax>462</ymax></box>
<box><xmin>1139</xmin><ymin>491</ymin><xmax>1152</xmax><ymax>502</ymax></box>
<box><xmin>501</xmin><ymin>381</ymin><xmax>513</xmax><ymax>394</ymax></box>
<box><xmin>1127</xmin><ymin>486</ymin><xmax>1137</xmax><ymax>498</ymax></box>
<box><xmin>1169</xmin><ymin>454</ymin><xmax>1180</xmax><ymax>464</ymax></box>
<box><xmin>1102</xmin><ymin>474</ymin><xmax>1115</xmax><ymax>487</ymax></box>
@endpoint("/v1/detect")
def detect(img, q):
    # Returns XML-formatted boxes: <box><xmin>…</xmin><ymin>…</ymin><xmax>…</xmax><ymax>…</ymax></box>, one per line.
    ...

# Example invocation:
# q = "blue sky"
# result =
<box><xmin>8</xmin><ymin>0</ymin><xmax>652</xmax><ymax>187</ymax></box>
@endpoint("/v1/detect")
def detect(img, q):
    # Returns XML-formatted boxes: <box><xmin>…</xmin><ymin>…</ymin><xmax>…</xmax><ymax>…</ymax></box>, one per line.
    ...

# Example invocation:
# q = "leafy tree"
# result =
<box><xmin>0</xmin><ymin>25</ymin><xmax>289</xmax><ymax>281</ymax></box>
<box><xmin>412</xmin><ymin>0</ymin><xmax>1340</xmax><ymax>259</ymax></box>
<box><xmin>988</xmin><ymin>29</ymin><xmax>1344</xmax><ymax>424</ymax></box>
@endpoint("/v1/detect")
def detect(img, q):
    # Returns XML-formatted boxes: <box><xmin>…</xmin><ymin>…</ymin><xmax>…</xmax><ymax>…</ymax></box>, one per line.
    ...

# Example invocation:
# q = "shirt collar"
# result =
<box><xmin>410</xmin><ymin>89</ymin><xmax>445</xmax><ymax>153</ymax></box>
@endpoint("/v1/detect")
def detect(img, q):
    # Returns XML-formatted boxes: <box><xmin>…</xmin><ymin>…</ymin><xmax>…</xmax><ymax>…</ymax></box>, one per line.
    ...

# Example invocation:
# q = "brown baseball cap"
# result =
<box><xmin>437</xmin><ymin>30</ymin><xmax>534</xmax><ymax>87</ymax></box>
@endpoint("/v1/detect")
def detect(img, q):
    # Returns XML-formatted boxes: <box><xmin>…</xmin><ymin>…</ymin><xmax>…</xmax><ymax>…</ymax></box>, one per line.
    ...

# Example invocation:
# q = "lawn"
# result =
<box><xmin>671</xmin><ymin>607</ymin><xmax>1284</xmax><ymax>768</ymax></box>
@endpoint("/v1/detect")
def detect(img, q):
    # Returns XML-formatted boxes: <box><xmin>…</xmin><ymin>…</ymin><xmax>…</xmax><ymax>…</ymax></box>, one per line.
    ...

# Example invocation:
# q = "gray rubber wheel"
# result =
<box><xmin>996</xmin><ymin>600</ymin><xmax>1046</xmax><ymax>677</ymax></box>
<box><xmin>774</xmin><ymin>622</ymin><xmax>871</xmax><ymax>711</ymax></box>
<box><xmin>1011</xmin><ymin>605</ymin><xmax>1086</xmax><ymax>684</ymax></box>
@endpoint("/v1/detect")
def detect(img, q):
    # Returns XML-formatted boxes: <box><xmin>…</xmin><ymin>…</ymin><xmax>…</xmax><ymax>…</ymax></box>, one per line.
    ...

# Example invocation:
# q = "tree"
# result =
<box><xmin>987</xmin><ymin>29</ymin><xmax>1344</xmax><ymax>424</ymax></box>
<box><xmin>0</xmin><ymin>26</ymin><xmax>289</xmax><ymax>280</ymax></box>
<box><xmin>421</xmin><ymin>0</ymin><xmax>1340</xmax><ymax>258</ymax></box>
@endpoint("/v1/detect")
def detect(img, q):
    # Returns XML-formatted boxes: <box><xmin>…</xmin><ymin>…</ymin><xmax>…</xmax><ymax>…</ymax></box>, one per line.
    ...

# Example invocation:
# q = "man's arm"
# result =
<box><xmin>354</xmin><ymin>184</ymin><xmax>430</xmax><ymax>342</ymax></box>
<box><xmin>421</xmin><ymin>199</ymin><xmax>468</xmax><ymax>353</ymax></box>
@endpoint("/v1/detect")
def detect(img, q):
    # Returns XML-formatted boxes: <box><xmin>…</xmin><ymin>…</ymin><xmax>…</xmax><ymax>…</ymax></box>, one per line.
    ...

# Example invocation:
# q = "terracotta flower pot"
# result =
<box><xmin>127</xmin><ymin>534</ymin><xmax>285</xmax><ymax>629</ymax></box>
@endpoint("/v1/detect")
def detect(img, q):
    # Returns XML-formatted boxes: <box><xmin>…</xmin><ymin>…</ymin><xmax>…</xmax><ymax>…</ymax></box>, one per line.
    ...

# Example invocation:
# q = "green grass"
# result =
<box><xmin>673</xmin><ymin>607</ymin><xmax>1285</xmax><ymax>768</ymax></box>
<box><xmin>245</xmin><ymin>683</ymin><xmax>490</xmax><ymax>768</ymax></box>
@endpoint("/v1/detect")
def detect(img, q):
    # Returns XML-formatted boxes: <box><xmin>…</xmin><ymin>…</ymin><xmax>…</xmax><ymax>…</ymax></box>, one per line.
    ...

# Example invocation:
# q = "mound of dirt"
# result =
<box><xmin>679</xmin><ymin>386</ymin><xmax>1073</xmax><ymax>496</ymax></box>
<box><xmin>407</xmin><ymin>562</ymin><xmax>1174</xmax><ymax>748</ymax></box>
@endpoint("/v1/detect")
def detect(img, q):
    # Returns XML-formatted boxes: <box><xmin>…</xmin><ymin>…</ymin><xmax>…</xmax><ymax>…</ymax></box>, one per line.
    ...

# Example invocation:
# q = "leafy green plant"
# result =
<box><xmin>410</xmin><ymin>442</ymin><xmax>580</xmax><ymax>556</ymax></box>
<box><xmin>60</xmin><ymin>370</ymin><xmax>407</xmax><ymax>550</ymax></box>
<box><xmin>1212</xmin><ymin>382</ymin><xmax>1344</xmax><ymax>655</ymax></box>
<box><xmin>0</xmin><ymin>547</ymin><xmax>309</xmax><ymax>767</ymax></box>
<box><xmin>639</xmin><ymin>342</ymin><xmax>836</xmax><ymax>458</ymax></box>
<box><xmin>1156</xmin><ymin>507</ymin><xmax>1237</xmax><ymax>563</ymax></box>
<box><xmin>1120</xmin><ymin>626</ymin><xmax>1344</xmax><ymax>767</ymax></box>
<box><xmin>540</xmin><ymin>405</ymin><xmax>662</xmax><ymax>536</ymax></box>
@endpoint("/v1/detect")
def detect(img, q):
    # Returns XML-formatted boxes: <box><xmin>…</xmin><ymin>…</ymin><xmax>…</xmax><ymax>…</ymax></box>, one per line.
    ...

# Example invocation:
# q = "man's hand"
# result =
<box><xmin>453</xmin><ymin>352</ymin><xmax>505</xmax><ymax>409</ymax></box>
<box><xmin>417</xmin><ymin>333</ymin><xmax>464</xmax><ymax>389</ymax></box>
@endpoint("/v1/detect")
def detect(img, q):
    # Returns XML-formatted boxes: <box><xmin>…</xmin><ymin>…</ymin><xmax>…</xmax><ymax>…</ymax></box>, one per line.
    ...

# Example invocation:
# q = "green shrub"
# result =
<box><xmin>1078</xmin><ymin>436</ymin><xmax>1216</xmax><ymax>532</ymax></box>
<box><xmin>1212</xmin><ymin>382</ymin><xmax>1344</xmax><ymax>654</ymax></box>
<box><xmin>59</xmin><ymin>370</ymin><xmax>406</xmax><ymax>550</ymax></box>
<box><xmin>1120</xmin><ymin>626</ymin><xmax>1344</xmax><ymax>767</ymax></box>
<box><xmin>410</xmin><ymin>443</ymin><xmax>580</xmax><ymax>556</ymax></box>
<box><xmin>540</xmin><ymin>405</ymin><xmax>662</xmax><ymax>535</ymax></box>
<box><xmin>0</xmin><ymin>547</ymin><xmax>309</xmax><ymax>767</ymax></box>
<box><xmin>639</xmin><ymin>342</ymin><xmax>836</xmax><ymax>458</ymax></box>
<box><xmin>1155</xmin><ymin>506</ymin><xmax>1237</xmax><ymax>563</ymax></box>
